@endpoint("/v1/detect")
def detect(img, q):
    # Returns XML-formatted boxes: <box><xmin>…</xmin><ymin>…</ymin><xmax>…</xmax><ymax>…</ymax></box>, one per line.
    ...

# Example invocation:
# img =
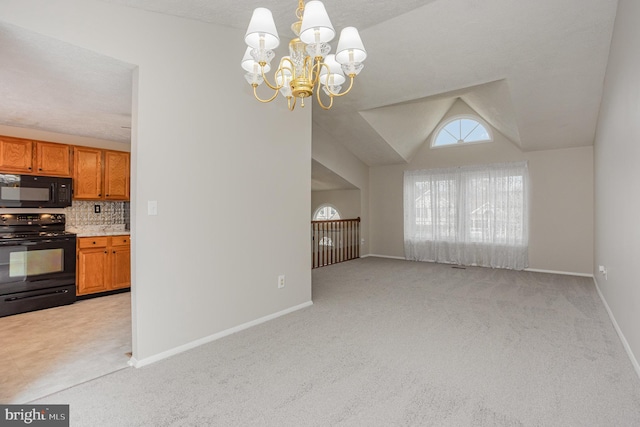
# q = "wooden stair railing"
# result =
<box><xmin>311</xmin><ymin>217</ymin><xmax>360</xmax><ymax>269</ymax></box>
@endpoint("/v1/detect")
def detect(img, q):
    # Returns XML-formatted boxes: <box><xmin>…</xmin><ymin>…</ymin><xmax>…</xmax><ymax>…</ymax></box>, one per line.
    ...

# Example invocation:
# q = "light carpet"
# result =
<box><xmin>33</xmin><ymin>258</ymin><xmax>640</xmax><ymax>426</ymax></box>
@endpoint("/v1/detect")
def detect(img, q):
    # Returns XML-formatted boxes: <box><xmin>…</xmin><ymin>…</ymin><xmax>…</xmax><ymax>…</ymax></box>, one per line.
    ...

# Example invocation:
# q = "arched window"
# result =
<box><xmin>432</xmin><ymin>115</ymin><xmax>492</xmax><ymax>148</ymax></box>
<box><xmin>313</xmin><ymin>205</ymin><xmax>341</xmax><ymax>221</ymax></box>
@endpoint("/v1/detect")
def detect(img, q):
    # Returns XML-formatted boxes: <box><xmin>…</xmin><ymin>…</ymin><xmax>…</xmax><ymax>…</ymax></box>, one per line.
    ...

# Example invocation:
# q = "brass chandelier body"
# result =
<box><xmin>242</xmin><ymin>0</ymin><xmax>367</xmax><ymax>111</ymax></box>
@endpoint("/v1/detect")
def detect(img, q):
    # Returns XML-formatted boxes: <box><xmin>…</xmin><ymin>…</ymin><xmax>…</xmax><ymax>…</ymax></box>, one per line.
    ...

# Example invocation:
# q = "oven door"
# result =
<box><xmin>0</xmin><ymin>236</ymin><xmax>76</xmax><ymax>296</ymax></box>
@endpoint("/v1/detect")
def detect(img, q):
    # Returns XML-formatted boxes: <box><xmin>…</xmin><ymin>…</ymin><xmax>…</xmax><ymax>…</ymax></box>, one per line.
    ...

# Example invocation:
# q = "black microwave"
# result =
<box><xmin>0</xmin><ymin>174</ymin><xmax>73</xmax><ymax>208</ymax></box>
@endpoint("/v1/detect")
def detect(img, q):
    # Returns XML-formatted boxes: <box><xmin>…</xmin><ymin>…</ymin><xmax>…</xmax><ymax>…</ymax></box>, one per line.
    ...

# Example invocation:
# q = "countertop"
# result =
<box><xmin>66</xmin><ymin>226</ymin><xmax>130</xmax><ymax>237</ymax></box>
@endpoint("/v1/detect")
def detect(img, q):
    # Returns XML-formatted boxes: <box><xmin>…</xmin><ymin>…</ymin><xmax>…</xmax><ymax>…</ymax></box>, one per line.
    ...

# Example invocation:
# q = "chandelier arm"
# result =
<box><xmin>287</xmin><ymin>96</ymin><xmax>297</xmax><ymax>111</ymax></box>
<box><xmin>259</xmin><ymin>65</ymin><xmax>284</xmax><ymax>91</ymax></box>
<box><xmin>296</xmin><ymin>0</ymin><xmax>305</xmax><ymax>20</ymax></box>
<box><xmin>310</xmin><ymin>58</ymin><xmax>323</xmax><ymax>86</ymax></box>
<box><xmin>252</xmin><ymin>84</ymin><xmax>280</xmax><ymax>103</ymax></box>
<box><xmin>315</xmin><ymin>87</ymin><xmax>334</xmax><ymax>110</ymax></box>
<box><xmin>322</xmin><ymin>75</ymin><xmax>355</xmax><ymax>98</ymax></box>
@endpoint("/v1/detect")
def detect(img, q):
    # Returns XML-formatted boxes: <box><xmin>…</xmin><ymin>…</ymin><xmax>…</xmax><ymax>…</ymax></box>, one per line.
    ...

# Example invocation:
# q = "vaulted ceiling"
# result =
<box><xmin>0</xmin><ymin>0</ymin><xmax>619</xmax><ymax>187</ymax></box>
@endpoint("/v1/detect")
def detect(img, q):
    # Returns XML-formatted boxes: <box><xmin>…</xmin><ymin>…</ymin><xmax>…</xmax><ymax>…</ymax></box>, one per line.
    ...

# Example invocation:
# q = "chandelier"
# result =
<box><xmin>242</xmin><ymin>0</ymin><xmax>367</xmax><ymax>111</ymax></box>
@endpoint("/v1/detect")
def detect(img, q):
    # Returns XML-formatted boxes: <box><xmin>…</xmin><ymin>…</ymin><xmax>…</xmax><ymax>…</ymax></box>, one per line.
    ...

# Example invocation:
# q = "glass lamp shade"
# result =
<box><xmin>335</xmin><ymin>27</ymin><xmax>367</xmax><ymax>64</ymax></box>
<box><xmin>341</xmin><ymin>61</ymin><xmax>364</xmax><ymax>76</ymax></box>
<box><xmin>244</xmin><ymin>72</ymin><xmax>264</xmax><ymax>86</ymax></box>
<box><xmin>244</xmin><ymin>8</ymin><xmax>280</xmax><ymax>49</ymax></box>
<box><xmin>323</xmin><ymin>85</ymin><xmax>342</xmax><ymax>96</ymax></box>
<box><xmin>319</xmin><ymin>54</ymin><xmax>346</xmax><ymax>86</ymax></box>
<box><xmin>241</xmin><ymin>47</ymin><xmax>271</xmax><ymax>73</ymax></box>
<box><xmin>299</xmin><ymin>1</ymin><xmax>335</xmax><ymax>44</ymax></box>
<box><xmin>275</xmin><ymin>67</ymin><xmax>293</xmax><ymax>98</ymax></box>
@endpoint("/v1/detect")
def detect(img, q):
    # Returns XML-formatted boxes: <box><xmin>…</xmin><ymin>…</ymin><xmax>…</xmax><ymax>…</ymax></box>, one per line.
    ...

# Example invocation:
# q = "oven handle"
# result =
<box><xmin>0</xmin><ymin>241</ymin><xmax>38</xmax><ymax>247</ymax></box>
<box><xmin>4</xmin><ymin>288</ymin><xmax>69</xmax><ymax>302</ymax></box>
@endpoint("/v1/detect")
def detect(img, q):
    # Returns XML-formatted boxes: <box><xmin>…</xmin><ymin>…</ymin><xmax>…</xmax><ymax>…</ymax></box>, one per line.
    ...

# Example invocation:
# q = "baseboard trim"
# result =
<box><xmin>593</xmin><ymin>277</ymin><xmax>640</xmax><ymax>380</ymax></box>
<box><xmin>362</xmin><ymin>257</ymin><xmax>592</xmax><ymax>278</ymax></box>
<box><xmin>129</xmin><ymin>301</ymin><xmax>313</xmax><ymax>369</ymax></box>
<box><xmin>524</xmin><ymin>268</ymin><xmax>593</xmax><ymax>278</ymax></box>
<box><xmin>362</xmin><ymin>254</ymin><xmax>406</xmax><ymax>260</ymax></box>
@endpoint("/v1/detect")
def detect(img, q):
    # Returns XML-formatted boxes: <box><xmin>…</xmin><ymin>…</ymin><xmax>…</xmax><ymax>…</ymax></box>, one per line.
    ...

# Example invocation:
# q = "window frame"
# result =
<box><xmin>430</xmin><ymin>114</ymin><xmax>493</xmax><ymax>149</ymax></box>
<box><xmin>313</xmin><ymin>204</ymin><xmax>341</xmax><ymax>221</ymax></box>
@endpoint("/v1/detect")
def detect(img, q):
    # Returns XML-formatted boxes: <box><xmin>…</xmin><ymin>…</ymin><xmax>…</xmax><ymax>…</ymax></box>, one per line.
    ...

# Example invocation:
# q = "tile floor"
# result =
<box><xmin>0</xmin><ymin>292</ymin><xmax>131</xmax><ymax>404</ymax></box>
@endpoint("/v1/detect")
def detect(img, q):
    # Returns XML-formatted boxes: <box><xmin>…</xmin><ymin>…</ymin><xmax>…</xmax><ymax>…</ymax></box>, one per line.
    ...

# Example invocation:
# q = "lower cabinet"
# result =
<box><xmin>77</xmin><ymin>235</ymin><xmax>131</xmax><ymax>296</ymax></box>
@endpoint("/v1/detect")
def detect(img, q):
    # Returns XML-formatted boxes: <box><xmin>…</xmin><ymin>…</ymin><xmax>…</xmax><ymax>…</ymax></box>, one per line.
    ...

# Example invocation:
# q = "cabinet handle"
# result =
<box><xmin>104</xmin><ymin>251</ymin><xmax>108</xmax><ymax>254</ymax></box>
<box><xmin>92</xmin><ymin>241</ymin><xmax>96</xmax><ymax>245</ymax></box>
<box><xmin>113</xmin><ymin>251</ymin><xmax>116</xmax><ymax>254</ymax></box>
<box><xmin>39</xmin><ymin>168</ymin><xmax>42</xmax><ymax>171</ymax></box>
<box><xmin>106</xmin><ymin>194</ymin><xmax>109</xmax><ymax>197</ymax></box>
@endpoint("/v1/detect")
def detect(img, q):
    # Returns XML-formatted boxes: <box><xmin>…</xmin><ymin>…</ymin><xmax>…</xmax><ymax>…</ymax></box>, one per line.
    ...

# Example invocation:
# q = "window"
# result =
<box><xmin>313</xmin><ymin>205</ymin><xmax>341</xmax><ymax>221</ymax></box>
<box><xmin>404</xmin><ymin>162</ymin><xmax>529</xmax><ymax>269</ymax></box>
<box><xmin>432</xmin><ymin>115</ymin><xmax>492</xmax><ymax>148</ymax></box>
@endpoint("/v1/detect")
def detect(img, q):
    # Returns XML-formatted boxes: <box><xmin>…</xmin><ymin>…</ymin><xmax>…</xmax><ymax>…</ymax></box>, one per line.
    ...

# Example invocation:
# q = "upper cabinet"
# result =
<box><xmin>73</xmin><ymin>147</ymin><xmax>102</xmax><ymax>199</ymax></box>
<box><xmin>0</xmin><ymin>136</ymin><xmax>35</xmax><ymax>174</ymax></box>
<box><xmin>73</xmin><ymin>147</ymin><xmax>130</xmax><ymax>201</ymax></box>
<box><xmin>104</xmin><ymin>150</ymin><xmax>130</xmax><ymax>200</ymax></box>
<box><xmin>35</xmin><ymin>141</ymin><xmax>72</xmax><ymax>176</ymax></box>
<box><xmin>0</xmin><ymin>136</ymin><xmax>72</xmax><ymax>177</ymax></box>
<box><xmin>0</xmin><ymin>135</ymin><xmax>130</xmax><ymax>200</ymax></box>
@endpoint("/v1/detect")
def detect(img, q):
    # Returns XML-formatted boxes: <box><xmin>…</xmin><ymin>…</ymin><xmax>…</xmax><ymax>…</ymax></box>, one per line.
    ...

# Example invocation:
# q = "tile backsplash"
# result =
<box><xmin>64</xmin><ymin>201</ymin><xmax>130</xmax><ymax>229</ymax></box>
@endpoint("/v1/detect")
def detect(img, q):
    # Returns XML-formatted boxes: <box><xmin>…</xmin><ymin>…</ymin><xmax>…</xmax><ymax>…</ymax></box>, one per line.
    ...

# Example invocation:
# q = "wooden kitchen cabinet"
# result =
<box><xmin>110</xmin><ymin>236</ymin><xmax>131</xmax><ymax>290</ymax></box>
<box><xmin>73</xmin><ymin>147</ymin><xmax>102</xmax><ymax>199</ymax></box>
<box><xmin>104</xmin><ymin>150</ymin><xmax>130</xmax><ymax>200</ymax></box>
<box><xmin>35</xmin><ymin>141</ymin><xmax>72</xmax><ymax>176</ymax></box>
<box><xmin>73</xmin><ymin>147</ymin><xmax>129</xmax><ymax>201</ymax></box>
<box><xmin>0</xmin><ymin>137</ymin><xmax>72</xmax><ymax>176</ymax></box>
<box><xmin>0</xmin><ymin>136</ymin><xmax>34</xmax><ymax>173</ymax></box>
<box><xmin>0</xmin><ymin>135</ymin><xmax>129</xmax><ymax>197</ymax></box>
<box><xmin>77</xmin><ymin>237</ymin><xmax>110</xmax><ymax>295</ymax></box>
<box><xmin>76</xmin><ymin>235</ymin><xmax>131</xmax><ymax>296</ymax></box>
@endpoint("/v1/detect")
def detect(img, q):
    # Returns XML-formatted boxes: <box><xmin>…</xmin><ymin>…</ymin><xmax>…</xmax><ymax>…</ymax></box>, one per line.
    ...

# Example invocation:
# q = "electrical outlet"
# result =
<box><xmin>278</xmin><ymin>274</ymin><xmax>285</xmax><ymax>289</ymax></box>
<box><xmin>94</xmin><ymin>204</ymin><xmax>101</xmax><ymax>213</ymax></box>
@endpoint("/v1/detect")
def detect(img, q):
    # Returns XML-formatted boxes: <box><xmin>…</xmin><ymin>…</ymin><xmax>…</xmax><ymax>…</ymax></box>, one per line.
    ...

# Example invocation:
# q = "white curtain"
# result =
<box><xmin>404</xmin><ymin>162</ymin><xmax>529</xmax><ymax>270</ymax></box>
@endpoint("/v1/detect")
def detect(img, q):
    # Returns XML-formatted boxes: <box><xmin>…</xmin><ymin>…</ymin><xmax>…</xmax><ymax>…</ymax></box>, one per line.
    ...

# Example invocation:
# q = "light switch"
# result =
<box><xmin>147</xmin><ymin>200</ymin><xmax>158</xmax><ymax>216</ymax></box>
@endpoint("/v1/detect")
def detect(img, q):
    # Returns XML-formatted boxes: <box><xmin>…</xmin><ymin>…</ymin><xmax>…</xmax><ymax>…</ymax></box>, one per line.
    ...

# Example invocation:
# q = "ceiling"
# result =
<box><xmin>0</xmin><ymin>0</ymin><xmax>619</xmax><ymax>189</ymax></box>
<box><xmin>0</xmin><ymin>21</ymin><xmax>135</xmax><ymax>143</ymax></box>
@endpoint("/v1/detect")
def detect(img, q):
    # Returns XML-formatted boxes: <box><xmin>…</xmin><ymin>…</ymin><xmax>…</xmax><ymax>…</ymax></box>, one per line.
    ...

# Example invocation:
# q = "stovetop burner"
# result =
<box><xmin>0</xmin><ymin>213</ymin><xmax>72</xmax><ymax>239</ymax></box>
<box><xmin>0</xmin><ymin>231</ymin><xmax>76</xmax><ymax>239</ymax></box>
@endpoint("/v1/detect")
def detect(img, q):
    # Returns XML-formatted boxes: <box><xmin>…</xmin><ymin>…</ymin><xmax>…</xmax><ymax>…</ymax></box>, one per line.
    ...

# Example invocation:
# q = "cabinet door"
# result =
<box><xmin>35</xmin><ymin>141</ymin><xmax>71</xmax><ymax>176</ymax></box>
<box><xmin>77</xmin><ymin>247</ymin><xmax>110</xmax><ymax>295</ymax></box>
<box><xmin>0</xmin><ymin>137</ymin><xmax>33</xmax><ymax>173</ymax></box>
<box><xmin>104</xmin><ymin>151</ymin><xmax>130</xmax><ymax>200</ymax></box>
<box><xmin>110</xmin><ymin>237</ymin><xmax>131</xmax><ymax>290</ymax></box>
<box><xmin>73</xmin><ymin>147</ymin><xmax>102</xmax><ymax>199</ymax></box>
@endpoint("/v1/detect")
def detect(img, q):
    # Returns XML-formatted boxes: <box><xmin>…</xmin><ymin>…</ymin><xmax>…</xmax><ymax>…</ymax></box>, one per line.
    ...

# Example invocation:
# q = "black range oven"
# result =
<box><xmin>0</xmin><ymin>213</ymin><xmax>76</xmax><ymax>317</ymax></box>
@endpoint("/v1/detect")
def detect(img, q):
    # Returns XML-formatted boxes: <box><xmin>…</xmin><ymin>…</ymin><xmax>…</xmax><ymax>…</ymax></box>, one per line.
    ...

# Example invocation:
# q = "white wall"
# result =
<box><xmin>312</xmin><ymin>125</ymin><xmax>370</xmax><ymax>254</ymax></box>
<box><xmin>593</xmin><ymin>0</ymin><xmax>640</xmax><ymax>372</ymax></box>
<box><xmin>369</xmin><ymin>102</ymin><xmax>594</xmax><ymax>274</ymax></box>
<box><xmin>312</xmin><ymin>190</ymin><xmax>361</xmax><ymax>220</ymax></box>
<box><xmin>0</xmin><ymin>0</ymin><xmax>312</xmax><ymax>363</ymax></box>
